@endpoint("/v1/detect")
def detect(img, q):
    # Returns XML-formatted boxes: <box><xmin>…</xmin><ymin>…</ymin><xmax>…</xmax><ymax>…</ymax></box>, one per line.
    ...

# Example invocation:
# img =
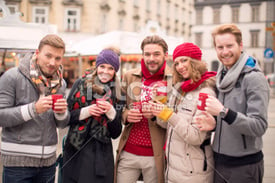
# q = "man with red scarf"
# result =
<box><xmin>114</xmin><ymin>35</ymin><xmax>172</xmax><ymax>183</ymax></box>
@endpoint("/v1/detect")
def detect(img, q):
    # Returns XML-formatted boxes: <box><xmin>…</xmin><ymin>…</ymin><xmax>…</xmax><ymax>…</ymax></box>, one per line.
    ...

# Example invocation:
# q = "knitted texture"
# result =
<box><xmin>173</xmin><ymin>42</ymin><xmax>202</xmax><ymax>61</ymax></box>
<box><xmin>96</xmin><ymin>49</ymin><xmax>120</xmax><ymax>71</ymax></box>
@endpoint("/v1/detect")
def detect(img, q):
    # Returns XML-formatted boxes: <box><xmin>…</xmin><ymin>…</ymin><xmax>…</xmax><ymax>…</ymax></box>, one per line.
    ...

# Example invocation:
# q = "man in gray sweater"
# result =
<box><xmin>0</xmin><ymin>34</ymin><xmax>70</xmax><ymax>183</ymax></box>
<box><xmin>197</xmin><ymin>24</ymin><xmax>269</xmax><ymax>183</ymax></box>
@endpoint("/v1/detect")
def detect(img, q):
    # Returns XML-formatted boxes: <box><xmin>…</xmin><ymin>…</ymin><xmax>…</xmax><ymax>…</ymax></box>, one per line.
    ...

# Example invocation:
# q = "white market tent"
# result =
<box><xmin>0</xmin><ymin>1</ymin><xmax>57</xmax><ymax>50</ymax></box>
<box><xmin>71</xmin><ymin>21</ymin><xmax>184</xmax><ymax>56</ymax></box>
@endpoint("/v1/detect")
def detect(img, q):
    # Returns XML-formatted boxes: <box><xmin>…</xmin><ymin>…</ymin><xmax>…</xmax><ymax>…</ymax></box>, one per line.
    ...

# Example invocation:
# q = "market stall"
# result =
<box><xmin>0</xmin><ymin>1</ymin><xmax>56</xmax><ymax>75</ymax></box>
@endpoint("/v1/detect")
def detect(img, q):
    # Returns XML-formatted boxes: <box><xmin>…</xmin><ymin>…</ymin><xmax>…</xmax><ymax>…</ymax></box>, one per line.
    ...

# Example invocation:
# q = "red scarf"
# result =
<box><xmin>141</xmin><ymin>59</ymin><xmax>166</xmax><ymax>86</ymax></box>
<box><xmin>181</xmin><ymin>71</ymin><xmax>216</xmax><ymax>92</ymax></box>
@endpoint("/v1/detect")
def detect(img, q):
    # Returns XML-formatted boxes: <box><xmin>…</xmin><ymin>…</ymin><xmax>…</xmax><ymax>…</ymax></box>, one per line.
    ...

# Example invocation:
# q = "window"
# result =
<box><xmin>232</xmin><ymin>6</ymin><xmax>239</xmax><ymax>23</ymax></box>
<box><xmin>196</xmin><ymin>9</ymin><xmax>202</xmax><ymax>25</ymax></box>
<box><xmin>251</xmin><ymin>5</ymin><xmax>259</xmax><ymax>22</ymax></box>
<box><xmin>133</xmin><ymin>22</ymin><xmax>138</xmax><ymax>32</ymax></box>
<box><xmin>157</xmin><ymin>0</ymin><xmax>161</xmax><ymax>16</ymax></box>
<box><xmin>146</xmin><ymin>0</ymin><xmax>150</xmax><ymax>12</ymax></box>
<box><xmin>166</xmin><ymin>1</ymin><xmax>170</xmax><ymax>20</ymax></box>
<box><xmin>175</xmin><ymin>4</ymin><xmax>179</xmax><ymax>21</ymax></box>
<box><xmin>32</xmin><ymin>6</ymin><xmax>48</xmax><ymax>24</ymax></box>
<box><xmin>211</xmin><ymin>60</ymin><xmax>219</xmax><ymax>71</ymax></box>
<box><xmin>64</xmin><ymin>8</ymin><xmax>80</xmax><ymax>32</ymax></box>
<box><xmin>133</xmin><ymin>0</ymin><xmax>138</xmax><ymax>7</ymax></box>
<box><xmin>250</xmin><ymin>30</ymin><xmax>259</xmax><ymax>48</ymax></box>
<box><xmin>195</xmin><ymin>32</ymin><xmax>202</xmax><ymax>47</ymax></box>
<box><xmin>7</xmin><ymin>4</ymin><xmax>19</xmax><ymax>14</ymax></box>
<box><xmin>213</xmin><ymin>7</ymin><xmax>220</xmax><ymax>24</ymax></box>
<box><xmin>119</xmin><ymin>18</ymin><xmax>124</xmax><ymax>31</ymax></box>
<box><xmin>101</xmin><ymin>13</ymin><xmax>107</xmax><ymax>33</ymax></box>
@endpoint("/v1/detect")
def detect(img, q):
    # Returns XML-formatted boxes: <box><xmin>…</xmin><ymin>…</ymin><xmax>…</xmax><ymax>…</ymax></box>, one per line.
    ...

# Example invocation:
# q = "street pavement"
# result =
<box><xmin>0</xmin><ymin>92</ymin><xmax>275</xmax><ymax>183</ymax></box>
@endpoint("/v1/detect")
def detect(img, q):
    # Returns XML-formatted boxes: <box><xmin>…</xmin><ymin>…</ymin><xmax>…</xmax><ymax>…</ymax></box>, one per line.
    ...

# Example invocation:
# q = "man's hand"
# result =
<box><xmin>53</xmin><ymin>98</ymin><xmax>68</xmax><ymax>114</ymax></box>
<box><xmin>35</xmin><ymin>95</ymin><xmax>53</xmax><ymax>114</ymax></box>
<box><xmin>205</xmin><ymin>95</ymin><xmax>224</xmax><ymax>116</ymax></box>
<box><xmin>127</xmin><ymin>109</ymin><xmax>143</xmax><ymax>123</ymax></box>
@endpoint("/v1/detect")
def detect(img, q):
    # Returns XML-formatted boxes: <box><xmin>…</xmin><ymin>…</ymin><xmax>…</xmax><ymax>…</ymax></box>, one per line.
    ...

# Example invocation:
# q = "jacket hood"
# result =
<box><xmin>18</xmin><ymin>52</ymin><xmax>33</xmax><ymax>80</ymax></box>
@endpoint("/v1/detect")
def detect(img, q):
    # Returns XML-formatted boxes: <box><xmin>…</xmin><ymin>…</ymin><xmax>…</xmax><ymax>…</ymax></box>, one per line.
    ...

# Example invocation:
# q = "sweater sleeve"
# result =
<box><xmin>0</xmin><ymin>69</ymin><xmax>38</xmax><ymax>127</ymax></box>
<box><xmin>107</xmin><ymin>100</ymin><xmax>124</xmax><ymax>139</ymax></box>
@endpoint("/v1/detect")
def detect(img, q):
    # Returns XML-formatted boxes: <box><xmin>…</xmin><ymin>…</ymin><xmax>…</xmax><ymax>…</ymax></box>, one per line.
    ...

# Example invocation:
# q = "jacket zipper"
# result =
<box><xmin>165</xmin><ymin>129</ymin><xmax>173</xmax><ymax>182</ymax></box>
<box><xmin>218</xmin><ymin>94</ymin><xmax>225</xmax><ymax>153</ymax></box>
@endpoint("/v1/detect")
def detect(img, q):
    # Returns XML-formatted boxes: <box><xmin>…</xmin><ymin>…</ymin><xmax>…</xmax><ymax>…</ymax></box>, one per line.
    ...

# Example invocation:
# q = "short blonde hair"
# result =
<box><xmin>212</xmin><ymin>24</ymin><xmax>242</xmax><ymax>46</ymax></box>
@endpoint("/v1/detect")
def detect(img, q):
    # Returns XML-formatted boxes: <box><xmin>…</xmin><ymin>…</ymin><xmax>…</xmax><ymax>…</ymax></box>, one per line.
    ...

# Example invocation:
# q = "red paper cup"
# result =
<box><xmin>52</xmin><ymin>94</ymin><xmax>63</xmax><ymax>111</ymax></box>
<box><xmin>131</xmin><ymin>102</ymin><xmax>142</xmax><ymax>112</ymax></box>
<box><xmin>197</xmin><ymin>93</ymin><xmax>208</xmax><ymax>111</ymax></box>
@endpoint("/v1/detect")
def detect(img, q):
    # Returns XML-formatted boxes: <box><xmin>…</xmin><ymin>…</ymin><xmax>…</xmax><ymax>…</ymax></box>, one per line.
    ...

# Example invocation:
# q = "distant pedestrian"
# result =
<box><xmin>196</xmin><ymin>23</ymin><xmax>270</xmax><ymax>183</ymax></box>
<box><xmin>0</xmin><ymin>34</ymin><xmax>70</xmax><ymax>183</ymax></box>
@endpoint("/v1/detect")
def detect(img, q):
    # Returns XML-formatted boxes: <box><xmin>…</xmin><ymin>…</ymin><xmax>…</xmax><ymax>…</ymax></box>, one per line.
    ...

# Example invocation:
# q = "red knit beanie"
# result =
<box><xmin>172</xmin><ymin>42</ymin><xmax>202</xmax><ymax>61</ymax></box>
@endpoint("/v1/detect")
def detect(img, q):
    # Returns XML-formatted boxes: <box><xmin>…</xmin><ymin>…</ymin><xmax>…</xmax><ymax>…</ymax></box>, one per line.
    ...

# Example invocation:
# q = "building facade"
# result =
<box><xmin>3</xmin><ymin>0</ymin><xmax>194</xmax><ymax>40</ymax></box>
<box><xmin>191</xmin><ymin>0</ymin><xmax>275</xmax><ymax>74</ymax></box>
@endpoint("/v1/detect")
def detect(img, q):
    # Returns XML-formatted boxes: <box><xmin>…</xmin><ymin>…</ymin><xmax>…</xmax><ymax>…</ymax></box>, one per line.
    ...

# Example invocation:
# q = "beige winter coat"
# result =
<box><xmin>163</xmin><ymin>78</ymin><xmax>216</xmax><ymax>183</ymax></box>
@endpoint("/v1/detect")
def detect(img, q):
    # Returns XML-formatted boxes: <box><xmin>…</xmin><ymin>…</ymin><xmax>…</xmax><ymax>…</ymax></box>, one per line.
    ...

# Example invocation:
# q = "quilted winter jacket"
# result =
<box><xmin>164</xmin><ymin>78</ymin><xmax>216</xmax><ymax>183</ymax></box>
<box><xmin>0</xmin><ymin>53</ymin><xmax>70</xmax><ymax>167</ymax></box>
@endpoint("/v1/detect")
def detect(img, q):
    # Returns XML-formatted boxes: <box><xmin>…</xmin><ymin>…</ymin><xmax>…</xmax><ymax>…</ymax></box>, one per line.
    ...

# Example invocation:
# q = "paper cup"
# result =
<box><xmin>52</xmin><ymin>94</ymin><xmax>63</xmax><ymax>111</ymax></box>
<box><xmin>197</xmin><ymin>93</ymin><xmax>208</xmax><ymax>111</ymax></box>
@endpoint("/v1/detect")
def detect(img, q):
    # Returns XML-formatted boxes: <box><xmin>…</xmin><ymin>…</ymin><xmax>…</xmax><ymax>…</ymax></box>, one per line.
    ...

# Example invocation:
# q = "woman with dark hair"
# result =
<box><xmin>151</xmin><ymin>43</ymin><xmax>216</xmax><ymax>183</ymax></box>
<box><xmin>62</xmin><ymin>49</ymin><xmax>123</xmax><ymax>183</ymax></box>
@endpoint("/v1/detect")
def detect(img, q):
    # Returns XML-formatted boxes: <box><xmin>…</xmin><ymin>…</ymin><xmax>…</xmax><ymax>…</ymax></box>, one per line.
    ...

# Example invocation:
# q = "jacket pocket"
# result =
<box><xmin>241</xmin><ymin>134</ymin><xmax>247</xmax><ymax>149</ymax></box>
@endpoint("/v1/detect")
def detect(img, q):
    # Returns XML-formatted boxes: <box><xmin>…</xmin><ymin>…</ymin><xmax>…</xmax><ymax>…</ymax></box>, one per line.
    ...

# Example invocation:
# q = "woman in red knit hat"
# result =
<box><xmin>151</xmin><ymin>42</ymin><xmax>216</xmax><ymax>183</ymax></box>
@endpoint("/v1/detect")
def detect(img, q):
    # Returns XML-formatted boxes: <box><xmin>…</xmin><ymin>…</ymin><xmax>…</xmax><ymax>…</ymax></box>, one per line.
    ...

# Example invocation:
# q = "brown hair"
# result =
<box><xmin>173</xmin><ymin>57</ymin><xmax>207</xmax><ymax>85</ymax></box>
<box><xmin>140</xmin><ymin>35</ymin><xmax>168</xmax><ymax>54</ymax></box>
<box><xmin>212</xmin><ymin>24</ymin><xmax>242</xmax><ymax>46</ymax></box>
<box><xmin>38</xmin><ymin>34</ymin><xmax>65</xmax><ymax>53</ymax></box>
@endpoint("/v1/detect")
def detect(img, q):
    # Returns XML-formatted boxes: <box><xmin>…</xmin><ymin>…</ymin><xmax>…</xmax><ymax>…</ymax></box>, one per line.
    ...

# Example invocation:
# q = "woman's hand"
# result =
<box><xmin>88</xmin><ymin>104</ymin><xmax>105</xmax><ymax>117</ymax></box>
<box><xmin>96</xmin><ymin>100</ymin><xmax>112</xmax><ymax>113</ymax></box>
<box><xmin>127</xmin><ymin>109</ymin><xmax>143</xmax><ymax>123</ymax></box>
<box><xmin>149</xmin><ymin>101</ymin><xmax>165</xmax><ymax>116</ymax></box>
<box><xmin>194</xmin><ymin>111</ymin><xmax>216</xmax><ymax>131</ymax></box>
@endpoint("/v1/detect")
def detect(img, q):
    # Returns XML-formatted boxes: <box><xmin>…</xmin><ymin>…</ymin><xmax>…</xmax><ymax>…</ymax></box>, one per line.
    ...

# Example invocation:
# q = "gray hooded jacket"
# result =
<box><xmin>213</xmin><ymin>52</ymin><xmax>269</xmax><ymax>163</ymax></box>
<box><xmin>0</xmin><ymin>53</ymin><xmax>70</xmax><ymax>167</ymax></box>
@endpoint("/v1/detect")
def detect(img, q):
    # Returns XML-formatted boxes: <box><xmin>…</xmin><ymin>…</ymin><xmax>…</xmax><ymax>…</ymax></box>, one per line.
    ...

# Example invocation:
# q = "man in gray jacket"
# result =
<box><xmin>0</xmin><ymin>34</ymin><xmax>70</xmax><ymax>183</ymax></box>
<box><xmin>197</xmin><ymin>24</ymin><xmax>269</xmax><ymax>183</ymax></box>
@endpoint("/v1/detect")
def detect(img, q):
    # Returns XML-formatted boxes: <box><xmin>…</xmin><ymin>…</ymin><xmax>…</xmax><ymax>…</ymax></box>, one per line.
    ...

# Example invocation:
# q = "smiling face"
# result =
<box><xmin>143</xmin><ymin>44</ymin><xmax>167</xmax><ymax>74</ymax></box>
<box><xmin>214</xmin><ymin>33</ymin><xmax>243</xmax><ymax>69</ymax></box>
<box><xmin>174</xmin><ymin>56</ymin><xmax>191</xmax><ymax>79</ymax></box>
<box><xmin>36</xmin><ymin>45</ymin><xmax>64</xmax><ymax>77</ymax></box>
<box><xmin>97</xmin><ymin>63</ymin><xmax>116</xmax><ymax>83</ymax></box>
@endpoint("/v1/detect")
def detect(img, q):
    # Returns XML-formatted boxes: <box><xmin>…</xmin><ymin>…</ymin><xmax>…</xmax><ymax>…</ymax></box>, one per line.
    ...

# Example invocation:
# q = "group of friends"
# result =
<box><xmin>0</xmin><ymin>23</ymin><xmax>270</xmax><ymax>183</ymax></box>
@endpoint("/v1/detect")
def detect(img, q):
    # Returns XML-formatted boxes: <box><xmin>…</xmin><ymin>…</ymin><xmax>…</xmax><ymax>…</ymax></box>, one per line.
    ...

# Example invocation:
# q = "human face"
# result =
<box><xmin>97</xmin><ymin>63</ymin><xmax>116</xmax><ymax>83</ymax></box>
<box><xmin>214</xmin><ymin>33</ymin><xmax>243</xmax><ymax>69</ymax></box>
<box><xmin>174</xmin><ymin>56</ymin><xmax>191</xmax><ymax>79</ymax></box>
<box><xmin>36</xmin><ymin>45</ymin><xmax>64</xmax><ymax>77</ymax></box>
<box><xmin>143</xmin><ymin>44</ymin><xmax>167</xmax><ymax>74</ymax></box>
